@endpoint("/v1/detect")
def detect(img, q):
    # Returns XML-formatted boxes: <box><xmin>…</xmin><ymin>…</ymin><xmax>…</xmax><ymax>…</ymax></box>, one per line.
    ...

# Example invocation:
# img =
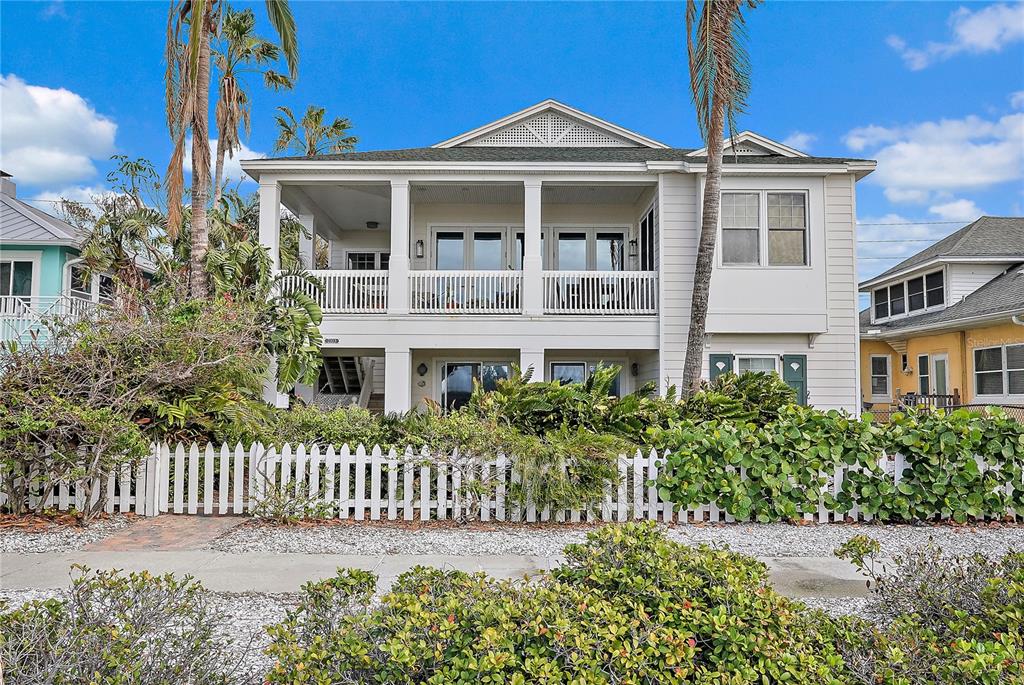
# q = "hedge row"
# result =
<box><xmin>653</xmin><ymin>405</ymin><xmax>1024</xmax><ymax>523</ymax></box>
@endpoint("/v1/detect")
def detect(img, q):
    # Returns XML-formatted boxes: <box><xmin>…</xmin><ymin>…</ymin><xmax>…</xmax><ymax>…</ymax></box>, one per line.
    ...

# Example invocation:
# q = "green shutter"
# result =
<box><xmin>782</xmin><ymin>354</ymin><xmax>808</xmax><ymax>405</ymax></box>
<box><xmin>709</xmin><ymin>354</ymin><xmax>735</xmax><ymax>381</ymax></box>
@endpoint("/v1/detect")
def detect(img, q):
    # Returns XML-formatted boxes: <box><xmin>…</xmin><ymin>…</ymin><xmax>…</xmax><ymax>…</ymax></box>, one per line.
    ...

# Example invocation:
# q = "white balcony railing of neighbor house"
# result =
<box><xmin>543</xmin><ymin>271</ymin><xmax>658</xmax><ymax>315</ymax></box>
<box><xmin>409</xmin><ymin>270</ymin><xmax>523</xmax><ymax>314</ymax></box>
<box><xmin>285</xmin><ymin>270</ymin><xmax>389</xmax><ymax>314</ymax></box>
<box><xmin>0</xmin><ymin>295</ymin><xmax>98</xmax><ymax>344</ymax></box>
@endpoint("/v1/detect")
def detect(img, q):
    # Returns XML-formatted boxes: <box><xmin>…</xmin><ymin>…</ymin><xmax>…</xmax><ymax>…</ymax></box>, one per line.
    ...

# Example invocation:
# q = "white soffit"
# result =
<box><xmin>434</xmin><ymin>99</ymin><xmax>668</xmax><ymax>149</ymax></box>
<box><xmin>687</xmin><ymin>131</ymin><xmax>809</xmax><ymax>158</ymax></box>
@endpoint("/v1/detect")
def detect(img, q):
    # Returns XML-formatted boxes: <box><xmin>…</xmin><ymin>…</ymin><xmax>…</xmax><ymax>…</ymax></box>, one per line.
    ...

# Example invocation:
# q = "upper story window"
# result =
<box><xmin>721</xmin><ymin>191</ymin><xmax>808</xmax><ymax>267</ymax></box>
<box><xmin>872</xmin><ymin>269</ymin><xmax>945</xmax><ymax>322</ymax></box>
<box><xmin>0</xmin><ymin>259</ymin><xmax>33</xmax><ymax>297</ymax></box>
<box><xmin>69</xmin><ymin>263</ymin><xmax>114</xmax><ymax>304</ymax></box>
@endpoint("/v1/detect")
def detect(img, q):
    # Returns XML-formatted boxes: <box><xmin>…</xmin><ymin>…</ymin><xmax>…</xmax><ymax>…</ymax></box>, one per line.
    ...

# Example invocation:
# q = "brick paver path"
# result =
<box><xmin>84</xmin><ymin>516</ymin><xmax>245</xmax><ymax>551</ymax></box>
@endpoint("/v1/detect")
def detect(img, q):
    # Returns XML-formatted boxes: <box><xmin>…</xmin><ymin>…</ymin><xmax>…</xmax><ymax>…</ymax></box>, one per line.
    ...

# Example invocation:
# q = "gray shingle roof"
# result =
<box><xmin>870</xmin><ymin>216</ymin><xmax>1024</xmax><ymax>282</ymax></box>
<box><xmin>0</xmin><ymin>193</ymin><xmax>82</xmax><ymax>244</ymax></box>
<box><xmin>260</xmin><ymin>146</ymin><xmax>870</xmax><ymax>165</ymax></box>
<box><xmin>861</xmin><ymin>263</ymin><xmax>1024</xmax><ymax>336</ymax></box>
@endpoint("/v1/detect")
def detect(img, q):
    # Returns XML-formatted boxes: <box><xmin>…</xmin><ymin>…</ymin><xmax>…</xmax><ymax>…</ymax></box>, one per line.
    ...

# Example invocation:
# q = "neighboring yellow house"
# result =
<box><xmin>859</xmin><ymin>216</ymin><xmax>1024</xmax><ymax>412</ymax></box>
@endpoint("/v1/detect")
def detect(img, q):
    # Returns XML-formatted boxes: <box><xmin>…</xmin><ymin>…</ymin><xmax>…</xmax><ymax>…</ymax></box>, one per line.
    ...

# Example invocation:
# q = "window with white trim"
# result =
<box><xmin>0</xmin><ymin>259</ymin><xmax>33</xmax><ymax>297</ymax></box>
<box><xmin>918</xmin><ymin>354</ymin><xmax>930</xmax><ymax>394</ymax></box>
<box><xmin>974</xmin><ymin>344</ymin><xmax>1024</xmax><ymax>398</ymax></box>
<box><xmin>550</xmin><ymin>361</ymin><xmax>622</xmax><ymax>396</ymax></box>
<box><xmin>721</xmin><ymin>191</ymin><xmax>809</xmax><ymax>267</ymax></box>
<box><xmin>737</xmin><ymin>355</ymin><xmax>778</xmax><ymax>374</ymax></box>
<box><xmin>440</xmin><ymin>361</ymin><xmax>512</xmax><ymax>410</ymax></box>
<box><xmin>870</xmin><ymin>355</ymin><xmax>891</xmax><ymax>399</ymax></box>
<box><xmin>68</xmin><ymin>263</ymin><xmax>115</xmax><ymax>304</ymax></box>
<box><xmin>346</xmin><ymin>251</ymin><xmax>389</xmax><ymax>270</ymax></box>
<box><xmin>873</xmin><ymin>269</ymin><xmax>945</xmax><ymax>322</ymax></box>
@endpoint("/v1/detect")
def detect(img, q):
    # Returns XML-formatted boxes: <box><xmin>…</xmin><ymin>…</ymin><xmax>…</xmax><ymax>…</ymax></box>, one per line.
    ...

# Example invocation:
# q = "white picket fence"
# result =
<box><xmin>3</xmin><ymin>443</ymin><xmax>1020</xmax><ymax>523</ymax></box>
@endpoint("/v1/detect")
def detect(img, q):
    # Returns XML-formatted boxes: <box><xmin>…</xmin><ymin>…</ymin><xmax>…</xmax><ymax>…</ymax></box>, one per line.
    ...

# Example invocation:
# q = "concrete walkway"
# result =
<box><xmin>0</xmin><ymin>549</ymin><xmax>868</xmax><ymax>597</ymax></box>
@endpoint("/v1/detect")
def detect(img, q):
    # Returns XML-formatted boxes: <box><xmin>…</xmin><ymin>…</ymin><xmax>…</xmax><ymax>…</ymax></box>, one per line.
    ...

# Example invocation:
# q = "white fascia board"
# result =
<box><xmin>867</xmin><ymin>309</ymin><xmax>1024</xmax><ymax>339</ymax></box>
<box><xmin>1</xmin><ymin>238</ymin><xmax>79</xmax><ymax>248</ymax></box>
<box><xmin>431</xmin><ymin>99</ymin><xmax>669</xmax><ymax>149</ymax></box>
<box><xmin>241</xmin><ymin>160</ymin><xmax>657</xmax><ymax>176</ymax></box>
<box><xmin>858</xmin><ymin>257</ymin><xmax>1024</xmax><ymax>291</ymax></box>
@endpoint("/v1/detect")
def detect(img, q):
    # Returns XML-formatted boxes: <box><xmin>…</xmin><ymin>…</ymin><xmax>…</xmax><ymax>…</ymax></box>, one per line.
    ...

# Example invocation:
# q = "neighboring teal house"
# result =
<box><xmin>0</xmin><ymin>171</ymin><xmax>114</xmax><ymax>343</ymax></box>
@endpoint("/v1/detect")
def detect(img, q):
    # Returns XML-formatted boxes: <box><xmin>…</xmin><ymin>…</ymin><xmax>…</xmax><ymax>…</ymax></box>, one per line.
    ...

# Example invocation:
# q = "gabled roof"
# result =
<box><xmin>432</xmin><ymin>99</ymin><xmax>669</xmax><ymax>149</ymax></box>
<box><xmin>687</xmin><ymin>130</ymin><xmax>809</xmax><ymax>158</ymax></box>
<box><xmin>860</xmin><ymin>263</ymin><xmax>1024</xmax><ymax>337</ymax></box>
<box><xmin>0</xmin><ymin>192</ymin><xmax>82</xmax><ymax>246</ymax></box>
<box><xmin>860</xmin><ymin>216</ymin><xmax>1024</xmax><ymax>289</ymax></box>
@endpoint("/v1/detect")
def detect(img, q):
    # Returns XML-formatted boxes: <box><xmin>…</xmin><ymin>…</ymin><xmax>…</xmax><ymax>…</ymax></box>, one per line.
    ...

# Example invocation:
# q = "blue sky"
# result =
<box><xmin>2</xmin><ymin>0</ymin><xmax>1022</xmax><ymax>283</ymax></box>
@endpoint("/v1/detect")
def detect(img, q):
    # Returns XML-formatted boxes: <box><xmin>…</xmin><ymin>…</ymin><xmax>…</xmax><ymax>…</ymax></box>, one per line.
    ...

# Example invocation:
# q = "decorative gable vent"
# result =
<box><xmin>727</xmin><ymin>142</ymin><xmax>772</xmax><ymax>155</ymax></box>
<box><xmin>465</xmin><ymin>111</ymin><xmax>636</xmax><ymax>147</ymax></box>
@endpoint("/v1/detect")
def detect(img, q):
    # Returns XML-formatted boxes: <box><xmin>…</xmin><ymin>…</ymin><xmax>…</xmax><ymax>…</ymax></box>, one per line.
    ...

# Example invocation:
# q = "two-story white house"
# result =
<box><xmin>242</xmin><ymin>100</ymin><xmax>874</xmax><ymax>413</ymax></box>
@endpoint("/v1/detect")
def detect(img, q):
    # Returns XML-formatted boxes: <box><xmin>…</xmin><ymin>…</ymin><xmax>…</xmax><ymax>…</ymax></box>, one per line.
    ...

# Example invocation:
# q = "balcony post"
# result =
<box><xmin>523</xmin><ymin>179</ymin><xmax>543</xmax><ymax>316</ymax></box>
<box><xmin>519</xmin><ymin>348</ymin><xmax>545</xmax><ymax>383</ymax></box>
<box><xmin>387</xmin><ymin>179</ymin><xmax>411</xmax><ymax>315</ymax></box>
<box><xmin>384</xmin><ymin>346</ymin><xmax>412</xmax><ymax>413</ymax></box>
<box><xmin>297</xmin><ymin>213</ymin><xmax>315</xmax><ymax>270</ymax></box>
<box><xmin>258</xmin><ymin>180</ymin><xmax>288</xmax><ymax>407</ymax></box>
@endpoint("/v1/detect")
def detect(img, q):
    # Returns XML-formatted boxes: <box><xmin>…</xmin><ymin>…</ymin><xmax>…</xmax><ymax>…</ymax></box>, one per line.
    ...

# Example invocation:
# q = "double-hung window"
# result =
<box><xmin>870</xmin><ymin>355</ymin><xmax>891</xmax><ymax>400</ymax></box>
<box><xmin>974</xmin><ymin>344</ymin><xmax>1024</xmax><ymax>399</ymax></box>
<box><xmin>737</xmin><ymin>356</ymin><xmax>778</xmax><ymax>374</ymax></box>
<box><xmin>918</xmin><ymin>355</ymin><xmax>930</xmax><ymax>394</ymax></box>
<box><xmin>721</xmin><ymin>191</ymin><xmax>808</xmax><ymax>266</ymax></box>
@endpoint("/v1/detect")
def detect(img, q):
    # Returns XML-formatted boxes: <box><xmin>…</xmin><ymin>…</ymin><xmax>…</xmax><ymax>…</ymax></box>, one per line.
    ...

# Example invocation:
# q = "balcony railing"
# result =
<box><xmin>0</xmin><ymin>295</ymin><xmax>97</xmax><ymax>343</ymax></box>
<box><xmin>543</xmin><ymin>271</ymin><xmax>658</xmax><ymax>315</ymax></box>
<box><xmin>410</xmin><ymin>270</ymin><xmax>522</xmax><ymax>314</ymax></box>
<box><xmin>287</xmin><ymin>270</ymin><xmax>389</xmax><ymax>314</ymax></box>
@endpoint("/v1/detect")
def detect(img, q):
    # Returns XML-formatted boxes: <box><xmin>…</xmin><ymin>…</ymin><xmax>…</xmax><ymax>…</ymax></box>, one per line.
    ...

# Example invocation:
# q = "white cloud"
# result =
<box><xmin>928</xmin><ymin>198</ymin><xmax>985</xmax><ymax>222</ymax></box>
<box><xmin>41</xmin><ymin>1</ymin><xmax>67</xmax><ymax>19</ymax></box>
<box><xmin>184</xmin><ymin>138</ymin><xmax>264</xmax><ymax>186</ymax></box>
<box><xmin>888</xmin><ymin>3</ymin><xmax>1024</xmax><ymax>70</ymax></box>
<box><xmin>856</xmin><ymin>213</ymin><xmax>969</xmax><ymax>283</ymax></box>
<box><xmin>1011</xmin><ymin>91</ymin><xmax>1024</xmax><ymax>109</ymax></box>
<box><xmin>781</xmin><ymin>131</ymin><xmax>816</xmax><ymax>152</ymax></box>
<box><xmin>844</xmin><ymin>111</ymin><xmax>1023</xmax><ymax>204</ymax></box>
<box><xmin>0</xmin><ymin>74</ymin><xmax>116</xmax><ymax>186</ymax></box>
<box><xmin>28</xmin><ymin>184</ymin><xmax>113</xmax><ymax>210</ymax></box>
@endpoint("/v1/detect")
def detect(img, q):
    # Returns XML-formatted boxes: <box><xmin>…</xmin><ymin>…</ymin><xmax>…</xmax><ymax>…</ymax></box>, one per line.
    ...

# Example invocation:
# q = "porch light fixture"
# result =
<box><xmin>628</xmin><ymin>239</ymin><xmax>638</xmax><ymax>258</ymax></box>
<box><xmin>415</xmin><ymin>240</ymin><xmax>424</xmax><ymax>258</ymax></box>
<box><xmin>630</xmin><ymin>362</ymin><xmax>639</xmax><ymax>377</ymax></box>
<box><xmin>366</xmin><ymin>221</ymin><xmax>379</xmax><ymax>229</ymax></box>
<box><xmin>417</xmin><ymin>363</ymin><xmax>429</xmax><ymax>377</ymax></box>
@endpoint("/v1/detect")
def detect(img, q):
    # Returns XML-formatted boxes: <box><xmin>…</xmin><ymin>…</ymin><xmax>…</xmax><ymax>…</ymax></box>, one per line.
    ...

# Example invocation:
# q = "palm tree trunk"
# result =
<box><xmin>681</xmin><ymin>95</ymin><xmax>726</xmax><ymax>396</ymax></box>
<box><xmin>189</xmin><ymin>17</ymin><xmax>212</xmax><ymax>300</ymax></box>
<box><xmin>212</xmin><ymin>136</ymin><xmax>225</xmax><ymax>209</ymax></box>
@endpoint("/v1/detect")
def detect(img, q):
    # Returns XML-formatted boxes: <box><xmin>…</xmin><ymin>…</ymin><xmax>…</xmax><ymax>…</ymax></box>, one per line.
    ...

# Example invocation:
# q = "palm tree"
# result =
<box><xmin>680</xmin><ymin>0</ymin><xmax>759</xmax><ymax>395</ymax></box>
<box><xmin>165</xmin><ymin>0</ymin><xmax>298</xmax><ymax>299</ymax></box>
<box><xmin>212</xmin><ymin>6</ymin><xmax>293</xmax><ymax>208</ymax></box>
<box><xmin>272</xmin><ymin>105</ymin><xmax>357</xmax><ymax>156</ymax></box>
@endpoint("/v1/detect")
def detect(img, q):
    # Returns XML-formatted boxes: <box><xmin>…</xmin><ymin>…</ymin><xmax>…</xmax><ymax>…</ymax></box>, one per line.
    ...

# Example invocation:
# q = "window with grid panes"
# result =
<box><xmin>347</xmin><ymin>252</ymin><xmax>378</xmax><ymax>270</ymax></box>
<box><xmin>721</xmin><ymin>192</ymin><xmax>760</xmax><ymax>265</ymax></box>
<box><xmin>767</xmin><ymin>193</ymin><xmax>807</xmax><ymax>265</ymax></box>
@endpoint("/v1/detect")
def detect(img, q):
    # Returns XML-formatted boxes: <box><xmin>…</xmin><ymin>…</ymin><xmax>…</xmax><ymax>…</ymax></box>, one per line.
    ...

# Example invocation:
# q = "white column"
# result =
<box><xmin>258</xmin><ymin>180</ymin><xmax>281</xmax><ymax>269</ymax></box>
<box><xmin>258</xmin><ymin>180</ymin><xmax>287</xmax><ymax>407</ymax></box>
<box><xmin>298</xmin><ymin>213</ymin><xmax>315</xmax><ymax>269</ymax></box>
<box><xmin>519</xmin><ymin>348</ymin><xmax>545</xmax><ymax>383</ymax></box>
<box><xmin>384</xmin><ymin>347</ymin><xmax>412</xmax><ymax>413</ymax></box>
<box><xmin>387</xmin><ymin>179</ymin><xmax>411</xmax><ymax>315</ymax></box>
<box><xmin>522</xmin><ymin>179</ymin><xmax>543</xmax><ymax>316</ymax></box>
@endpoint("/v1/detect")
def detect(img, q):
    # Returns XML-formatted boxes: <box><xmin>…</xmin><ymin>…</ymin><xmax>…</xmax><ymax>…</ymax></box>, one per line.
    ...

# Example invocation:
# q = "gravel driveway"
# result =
<box><xmin>207</xmin><ymin>519</ymin><xmax>1024</xmax><ymax>559</ymax></box>
<box><xmin>0</xmin><ymin>515</ymin><xmax>133</xmax><ymax>553</ymax></box>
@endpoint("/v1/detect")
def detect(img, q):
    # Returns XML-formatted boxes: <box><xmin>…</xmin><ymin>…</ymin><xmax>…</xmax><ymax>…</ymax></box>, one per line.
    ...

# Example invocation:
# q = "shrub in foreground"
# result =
<box><xmin>0</xmin><ymin>567</ymin><xmax>255</xmax><ymax>684</ymax></box>
<box><xmin>265</xmin><ymin>521</ymin><xmax>845</xmax><ymax>684</ymax></box>
<box><xmin>824</xmin><ymin>535</ymin><xmax>1024</xmax><ymax>684</ymax></box>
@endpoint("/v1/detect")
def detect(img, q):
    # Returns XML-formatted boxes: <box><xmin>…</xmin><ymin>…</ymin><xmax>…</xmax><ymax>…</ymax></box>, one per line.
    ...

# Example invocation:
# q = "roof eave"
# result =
<box><xmin>859</xmin><ymin>256</ymin><xmax>1024</xmax><ymax>291</ymax></box>
<box><xmin>862</xmin><ymin>308</ymin><xmax>1024</xmax><ymax>339</ymax></box>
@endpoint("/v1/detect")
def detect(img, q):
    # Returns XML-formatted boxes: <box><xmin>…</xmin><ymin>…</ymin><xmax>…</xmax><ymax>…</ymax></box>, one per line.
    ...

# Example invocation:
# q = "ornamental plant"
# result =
<box><xmin>265</xmin><ymin>521</ymin><xmax>847</xmax><ymax>684</ymax></box>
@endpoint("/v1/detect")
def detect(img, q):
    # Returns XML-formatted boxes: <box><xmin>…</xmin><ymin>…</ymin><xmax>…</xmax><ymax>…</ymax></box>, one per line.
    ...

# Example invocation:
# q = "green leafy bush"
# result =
<box><xmin>826</xmin><ymin>535</ymin><xmax>1024</xmax><ymax>684</ymax></box>
<box><xmin>654</xmin><ymin>405</ymin><xmax>882</xmax><ymax>522</ymax></box>
<box><xmin>0</xmin><ymin>567</ymin><xmax>255</xmax><ymax>684</ymax></box>
<box><xmin>837</xmin><ymin>407</ymin><xmax>1024</xmax><ymax>522</ymax></box>
<box><xmin>265</xmin><ymin>521</ymin><xmax>846</xmax><ymax>684</ymax></box>
<box><xmin>680</xmin><ymin>371</ymin><xmax>798</xmax><ymax>425</ymax></box>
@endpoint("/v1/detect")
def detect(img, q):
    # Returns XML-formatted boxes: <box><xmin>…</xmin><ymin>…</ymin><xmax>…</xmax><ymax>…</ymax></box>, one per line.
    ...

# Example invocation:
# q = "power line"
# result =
<box><xmin>857</xmin><ymin>239</ymin><xmax>936</xmax><ymax>243</ymax></box>
<box><xmin>856</xmin><ymin>220</ymin><xmax>962</xmax><ymax>226</ymax></box>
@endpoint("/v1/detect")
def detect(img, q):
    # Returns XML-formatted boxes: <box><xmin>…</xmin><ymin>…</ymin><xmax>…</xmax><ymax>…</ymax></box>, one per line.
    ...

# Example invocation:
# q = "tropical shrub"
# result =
<box><xmin>837</xmin><ymin>407</ymin><xmax>1024</xmax><ymax>522</ymax></box>
<box><xmin>825</xmin><ymin>535</ymin><xmax>1024</xmax><ymax>684</ymax></box>
<box><xmin>654</xmin><ymin>405</ymin><xmax>883</xmax><ymax>522</ymax></box>
<box><xmin>265</xmin><ymin>521</ymin><xmax>845</xmax><ymax>684</ymax></box>
<box><xmin>680</xmin><ymin>371</ymin><xmax>797</xmax><ymax>425</ymax></box>
<box><xmin>0</xmin><ymin>567</ymin><xmax>256</xmax><ymax>684</ymax></box>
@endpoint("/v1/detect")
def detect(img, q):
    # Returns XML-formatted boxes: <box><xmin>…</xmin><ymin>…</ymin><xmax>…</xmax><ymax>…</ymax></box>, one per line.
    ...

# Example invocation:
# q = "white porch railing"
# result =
<box><xmin>285</xmin><ymin>270</ymin><xmax>389</xmax><ymax>314</ymax></box>
<box><xmin>543</xmin><ymin>271</ymin><xmax>658</xmax><ymax>315</ymax></box>
<box><xmin>0</xmin><ymin>295</ymin><xmax>97</xmax><ymax>343</ymax></box>
<box><xmin>410</xmin><ymin>270</ymin><xmax>522</xmax><ymax>314</ymax></box>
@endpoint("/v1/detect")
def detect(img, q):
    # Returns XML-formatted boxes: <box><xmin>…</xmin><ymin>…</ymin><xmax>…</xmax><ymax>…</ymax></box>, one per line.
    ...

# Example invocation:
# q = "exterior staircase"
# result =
<box><xmin>320</xmin><ymin>356</ymin><xmax>363</xmax><ymax>394</ymax></box>
<box><xmin>366</xmin><ymin>393</ymin><xmax>385</xmax><ymax>414</ymax></box>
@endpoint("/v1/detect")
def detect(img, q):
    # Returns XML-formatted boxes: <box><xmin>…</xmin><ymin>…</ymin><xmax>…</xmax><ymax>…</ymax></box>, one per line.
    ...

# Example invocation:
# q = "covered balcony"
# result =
<box><xmin>266</xmin><ymin>179</ymin><xmax>659</xmax><ymax>318</ymax></box>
